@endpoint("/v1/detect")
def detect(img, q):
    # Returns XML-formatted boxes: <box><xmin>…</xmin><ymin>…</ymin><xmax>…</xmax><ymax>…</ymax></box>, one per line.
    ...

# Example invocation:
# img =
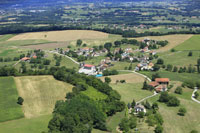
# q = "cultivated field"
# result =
<box><xmin>175</xmin><ymin>35</ymin><xmax>200</xmax><ymax>51</ymax></box>
<box><xmin>22</xmin><ymin>42</ymin><xmax>70</xmax><ymax>49</ymax></box>
<box><xmin>0</xmin><ymin>77</ymin><xmax>24</xmax><ymax>122</ymax></box>
<box><xmin>9</xmin><ymin>30</ymin><xmax>109</xmax><ymax>42</ymax></box>
<box><xmin>14</xmin><ymin>76</ymin><xmax>73</xmax><ymax>118</ymax></box>
<box><xmin>134</xmin><ymin>34</ymin><xmax>193</xmax><ymax>52</ymax></box>
<box><xmin>99</xmin><ymin>73</ymin><xmax>146</xmax><ymax>84</ymax></box>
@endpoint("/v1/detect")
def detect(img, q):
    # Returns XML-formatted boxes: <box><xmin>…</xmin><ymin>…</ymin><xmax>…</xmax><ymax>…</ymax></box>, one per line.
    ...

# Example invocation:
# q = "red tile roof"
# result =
<box><xmin>149</xmin><ymin>81</ymin><xmax>159</xmax><ymax>87</ymax></box>
<box><xmin>155</xmin><ymin>78</ymin><xmax>169</xmax><ymax>83</ymax></box>
<box><xmin>21</xmin><ymin>57</ymin><xmax>30</xmax><ymax>61</ymax></box>
<box><xmin>84</xmin><ymin>64</ymin><xmax>94</xmax><ymax>67</ymax></box>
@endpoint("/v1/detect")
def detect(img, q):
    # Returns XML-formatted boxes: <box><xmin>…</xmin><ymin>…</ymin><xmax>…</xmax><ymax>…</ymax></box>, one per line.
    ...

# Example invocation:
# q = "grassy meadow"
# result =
<box><xmin>14</xmin><ymin>76</ymin><xmax>73</xmax><ymax>118</ymax></box>
<box><xmin>0</xmin><ymin>114</ymin><xmax>51</xmax><ymax>133</ymax></box>
<box><xmin>175</xmin><ymin>35</ymin><xmax>200</xmax><ymax>51</ymax></box>
<box><xmin>0</xmin><ymin>77</ymin><xmax>24</xmax><ymax>122</ymax></box>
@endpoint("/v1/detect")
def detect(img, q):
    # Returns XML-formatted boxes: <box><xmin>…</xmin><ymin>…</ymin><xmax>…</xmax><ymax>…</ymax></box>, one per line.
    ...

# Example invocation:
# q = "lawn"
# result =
<box><xmin>111</xmin><ymin>83</ymin><xmax>153</xmax><ymax>104</ymax></box>
<box><xmin>0</xmin><ymin>114</ymin><xmax>51</xmax><ymax>133</ymax></box>
<box><xmin>14</xmin><ymin>76</ymin><xmax>73</xmax><ymax>118</ymax></box>
<box><xmin>175</xmin><ymin>35</ymin><xmax>200</xmax><ymax>51</ymax></box>
<box><xmin>0</xmin><ymin>34</ymin><xmax>16</xmax><ymax>42</ymax></box>
<box><xmin>81</xmin><ymin>86</ymin><xmax>107</xmax><ymax>101</ymax></box>
<box><xmin>0</xmin><ymin>77</ymin><xmax>24</xmax><ymax>122</ymax></box>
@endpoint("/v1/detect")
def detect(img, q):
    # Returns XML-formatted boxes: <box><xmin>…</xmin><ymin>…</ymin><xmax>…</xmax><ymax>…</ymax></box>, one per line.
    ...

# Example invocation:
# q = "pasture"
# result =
<box><xmin>134</xmin><ymin>34</ymin><xmax>193</xmax><ymax>52</ymax></box>
<box><xmin>148</xmin><ymin>87</ymin><xmax>200</xmax><ymax>133</ymax></box>
<box><xmin>9</xmin><ymin>30</ymin><xmax>109</xmax><ymax>42</ymax></box>
<box><xmin>0</xmin><ymin>114</ymin><xmax>51</xmax><ymax>133</ymax></box>
<box><xmin>14</xmin><ymin>76</ymin><xmax>73</xmax><ymax>118</ymax></box>
<box><xmin>99</xmin><ymin>73</ymin><xmax>146</xmax><ymax>84</ymax></box>
<box><xmin>158</xmin><ymin>51</ymin><xmax>200</xmax><ymax>66</ymax></box>
<box><xmin>0</xmin><ymin>77</ymin><xmax>24</xmax><ymax>122</ymax></box>
<box><xmin>111</xmin><ymin>83</ymin><xmax>153</xmax><ymax>104</ymax></box>
<box><xmin>175</xmin><ymin>35</ymin><xmax>200</xmax><ymax>51</ymax></box>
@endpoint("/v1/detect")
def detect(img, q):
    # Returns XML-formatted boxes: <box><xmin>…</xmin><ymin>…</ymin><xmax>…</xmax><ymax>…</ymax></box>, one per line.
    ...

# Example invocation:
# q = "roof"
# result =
<box><xmin>21</xmin><ymin>57</ymin><xmax>30</xmax><ymax>61</ymax></box>
<box><xmin>155</xmin><ymin>78</ymin><xmax>170</xmax><ymax>83</ymax></box>
<box><xmin>149</xmin><ymin>81</ymin><xmax>159</xmax><ymax>87</ymax></box>
<box><xmin>32</xmin><ymin>55</ymin><xmax>37</xmax><ymax>59</ymax></box>
<box><xmin>84</xmin><ymin>64</ymin><xmax>94</xmax><ymax>67</ymax></box>
<box><xmin>134</xmin><ymin>104</ymin><xmax>145</xmax><ymax>109</ymax></box>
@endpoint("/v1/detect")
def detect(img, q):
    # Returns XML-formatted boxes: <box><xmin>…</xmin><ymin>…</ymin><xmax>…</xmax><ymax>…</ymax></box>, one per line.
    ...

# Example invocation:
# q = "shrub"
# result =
<box><xmin>155</xmin><ymin>124</ymin><xmax>163</xmax><ymax>133</ymax></box>
<box><xmin>17</xmin><ymin>97</ymin><xmax>24</xmax><ymax>105</ymax></box>
<box><xmin>156</xmin><ymin>58</ymin><xmax>164</xmax><ymax>65</ymax></box>
<box><xmin>105</xmin><ymin>77</ymin><xmax>111</xmax><ymax>84</ymax></box>
<box><xmin>174</xmin><ymin>86</ymin><xmax>183</xmax><ymax>94</ymax></box>
<box><xmin>188</xmin><ymin>51</ymin><xmax>193</xmax><ymax>56</ymax></box>
<box><xmin>178</xmin><ymin>107</ymin><xmax>187</xmax><ymax>116</ymax></box>
<box><xmin>167</xmin><ymin>96</ymin><xmax>180</xmax><ymax>107</ymax></box>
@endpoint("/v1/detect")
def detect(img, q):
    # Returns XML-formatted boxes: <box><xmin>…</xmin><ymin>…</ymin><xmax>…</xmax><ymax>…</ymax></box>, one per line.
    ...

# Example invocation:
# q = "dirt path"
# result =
<box><xmin>191</xmin><ymin>87</ymin><xmax>200</xmax><ymax>104</ymax></box>
<box><xmin>46</xmin><ymin>50</ymin><xmax>80</xmax><ymax>65</ymax></box>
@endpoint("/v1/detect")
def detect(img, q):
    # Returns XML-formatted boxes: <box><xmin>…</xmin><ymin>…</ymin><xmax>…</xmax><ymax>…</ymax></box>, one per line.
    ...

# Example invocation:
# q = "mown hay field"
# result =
<box><xmin>0</xmin><ymin>77</ymin><xmax>24</xmax><ymax>122</ymax></box>
<box><xmin>175</xmin><ymin>35</ymin><xmax>200</xmax><ymax>51</ymax></box>
<box><xmin>99</xmin><ymin>73</ymin><xmax>145</xmax><ymax>84</ymax></box>
<box><xmin>9</xmin><ymin>30</ymin><xmax>109</xmax><ymax>42</ymax></box>
<box><xmin>14</xmin><ymin>76</ymin><xmax>73</xmax><ymax>118</ymax></box>
<box><xmin>134</xmin><ymin>34</ymin><xmax>193</xmax><ymax>52</ymax></box>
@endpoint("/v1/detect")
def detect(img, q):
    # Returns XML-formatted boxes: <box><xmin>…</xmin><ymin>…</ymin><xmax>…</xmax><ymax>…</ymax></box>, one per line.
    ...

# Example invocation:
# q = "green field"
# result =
<box><xmin>175</xmin><ymin>35</ymin><xmax>200</xmax><ymax>51</ymax></box>
<box><xmin>111</xmin><ymin>83</ymin><xmax>153</xmax><ymax>104</ymax></box>
<box><xmin>0</xmin><ymin>34</ymin><xmax>16</xmax><ymax>42</ymax></box>
<box><xmin>148</xmin><ymin>88</ymin><xmax>200</xmax><ymax>133</ymax></box>
<box><xmin>0</xmin><ymin>114</ymin><xmax>51</xmax><ymax>133</ymax></box>
<box><xmin>81</xmin><ymin>86</ymin><xmax>107</xmax><ymax>100</ymax></box>
<box><xmin>158</xmin><ymin>51</ymin><xmax>200</xmax><ymax>67</ymax></box>
<box><xmin>0</xmin><ymin>77</ymin><xmax>24</xmax><ymax>122</ymax></box>
<box><xmin>140</xmin><ymin>70</ymin><xmax>200</xmax><ymax>83</ymax></box>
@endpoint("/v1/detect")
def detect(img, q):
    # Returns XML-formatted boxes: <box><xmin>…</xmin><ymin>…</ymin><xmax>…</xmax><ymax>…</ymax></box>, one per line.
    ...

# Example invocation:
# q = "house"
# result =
<box><xmin>78</xmin><ymin>64</ymin><xmax>97</xmax><ymax>75</ymax></box>
<box><xmin>149</xmin><ymin>78</ymin><xmax>170</xmax><ymax>92</ymax></box>
<box><xmin>32</xmin><ymin>55</ymin><xmax>37</xmax><ymax>59</ymax></box>
<box><xmin>134</xmin><ymin>104</ymin><xmax>146</xmax><ymax>113</ymax></box>
<box><xmin>155</xmin><ymin>78</ymin><xmax>169</xmax><ymax>85</ymax></box>
<box><xmin>21</xmin><ymin>57</ymin><xmax>30</xmax><ymax>61</ymax></box>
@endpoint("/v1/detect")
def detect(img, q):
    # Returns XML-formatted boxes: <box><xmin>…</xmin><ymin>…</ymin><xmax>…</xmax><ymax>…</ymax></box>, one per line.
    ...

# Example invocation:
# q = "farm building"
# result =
<box><xmin>78</xmin><ymin>64</ymin><xmax>97</xmax><ymax>75</ymax></box>
<box><xmin>149</xmin><ymin>78</ymin><xmax>170</xmax><ymax>92</ymax></box>
<box><xmin>21</xmin><ymin>57</ymin><xmax>30</xmax><ymax>62</ymax></box>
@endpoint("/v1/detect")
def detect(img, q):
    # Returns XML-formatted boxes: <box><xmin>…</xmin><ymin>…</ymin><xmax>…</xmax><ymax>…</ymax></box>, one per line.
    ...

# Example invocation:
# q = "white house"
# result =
<box><xmin>78</xmin><ymin>64</ymin><xmax>97</xmax><ymax>75</ymax></box>
<box><xmin>134</xmin><ymin>104</ymin><xmax>146</xmax><ymax>113</ymax></box>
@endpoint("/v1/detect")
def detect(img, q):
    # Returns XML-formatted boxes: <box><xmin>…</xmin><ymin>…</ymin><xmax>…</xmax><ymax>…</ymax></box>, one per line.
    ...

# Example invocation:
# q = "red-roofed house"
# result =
<box><xmin>78</xmin><ymin>64</ymin><xmax>96</xmax><ymax>75</ymax></box>
<box><xmin>149</xmin><ymin>78</ymin><xmax>169</xmax><ymax>92</ymax></box>
<box><xmin>21</xmin><ymin>57</ymin><xmax>30</xmax><ymax>61</ymax></box>
<box><xmin>155</xmin><ymin>78</ymin><xmax>169</xmax><ymax>85</ymax></box>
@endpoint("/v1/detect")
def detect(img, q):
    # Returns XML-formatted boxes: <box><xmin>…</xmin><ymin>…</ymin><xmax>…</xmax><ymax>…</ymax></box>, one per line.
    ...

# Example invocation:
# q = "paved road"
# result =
<box><xmin>47</xmin><ymin>50</ymin><xmax>80</xmax><ymax>65</ymax></box>
<box><xmin>191</xmin><ymin>87</ymin><xmax>200</xmax><ymax>104</ymax></box>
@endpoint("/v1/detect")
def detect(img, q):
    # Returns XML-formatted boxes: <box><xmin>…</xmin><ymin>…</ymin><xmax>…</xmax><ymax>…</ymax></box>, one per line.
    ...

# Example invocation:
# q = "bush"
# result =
<box><xmin>174</xmin><ymin>86</ymin><xmax>183</xmax><ymax>94</ymax></box>
<box><xmin>188</xmin><ymin>51</ymin><xmax>193</xmax><ymax>56</ymax></box>
<box><xmin>155</xmin><ymin>124</ymin><xmax>163</xmax><ymax>133</ymax></box>
<box><xmin>194</xmin><ymin>91</ymin><xmax>199</xmax><ymax>99</ymax></box>
<box><xmin>167</xmin><ymin>96</ymin><xmax>180</xmax><ymax>107</ymax></box>
<box><xmin>17</xmin><ymin>97</ymin><xmax>24</xmax><ymax>105</ymax></box>
<box><xmin>156</xmin><ymin>58</ymin><xmax>164</xmax><ymax>65</ymax></box>
<box><xmin>178</xmin><ymin>107</ymin><xmax>187</xmax><ymax>116</ymax></box>
<box><xmin>105</xmin><ymin>77</ymin><xmax>111</xmax><ymax>84</ymax></box>
<box><xmin>190</xmin><ymin>130</ymin><xmax>198</xmax><ymax>133</ymax></box>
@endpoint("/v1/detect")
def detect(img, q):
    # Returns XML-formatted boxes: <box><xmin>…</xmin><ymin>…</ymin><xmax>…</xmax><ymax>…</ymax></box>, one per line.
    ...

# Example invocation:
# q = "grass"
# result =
<box><xmin>139</xmin><ymin>70</ymin><xmax>200</xmax><ymax>83</ymax></box>
<box><xmin>148</xmin><ymin>87</ymin><xmax>200</xmax><ymax>133</ymax></box>
<box><xmin>0</xmin><ymin>49</ymin><xmax>15</xmax><ymax>56</ymax></box>
<box><xmin>0</xmin><ymin>34</ymin><xmax>16</xmax><ymax>42</ymax></box>
<box><xmin>14</xmin><ymin>76</ymin><xmax>73</xmax><ymax>118</ymax></box>
<box><xmin>0</xmin><ymin>114</ymin><xmax>51</xmax><ymax>133</ymax></box>
<box><xmin>99</xmin><ymin>73</ymin><xmax>146</xmax><ymax>84</ymax></box>
<box><xmin>133</xmin><ymin>34</ymin><xmax>193</xmax><ymax>52</ymax></box>
<box><xmin>175</xmin><ymin>35</ymin><xmax>200</xmax><ymax>51</ymax></box>
<box><xmin>0</xmin><ymin>77</ymin><xmax>24</xmax><ymax>122</ymax></box>
<box><xmin>108</xmin><ymin>62</ymin><xmax>134</xmax><ymax>70</ymax></box>
<box><xmin>111</xmin><ymin>83</ymin><xmax>153</xmax><ymax>104</ymax></box>
<box><xmin>9</xmin><ymin>30</ymin><xmax>109</xmax><ymax>42</ymax></box>
<box><xmin>81</xmin><ymin>86</ymin><xmax>107</xmax><ymax>101</ymax></box>
<box><xmin>158</xmin><ymin>51</ymin><xmax>200</xmax><ymax>67</ymax></box>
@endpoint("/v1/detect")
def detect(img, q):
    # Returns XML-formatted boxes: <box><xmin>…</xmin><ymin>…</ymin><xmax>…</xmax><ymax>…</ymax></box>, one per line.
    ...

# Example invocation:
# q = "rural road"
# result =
<box><xmin>191</xmin><ymin>87</ymin><xmax>200</xmax><ymax>104</ymax></box>
<box><xmin>46</xmin><ymin>50</ymin><xmax>80</xmax><ymax>65</ymax></box>
<box><xmin>13</xmin><ymin>60</ymin><xmax>21</xmax><ymax>67</ymax></box>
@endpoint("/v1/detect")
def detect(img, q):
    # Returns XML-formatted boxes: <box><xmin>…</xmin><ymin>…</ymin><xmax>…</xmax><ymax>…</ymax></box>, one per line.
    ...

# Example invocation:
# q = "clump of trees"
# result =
<box><xmin>178</xmin><ymin>107</ymin><xmax>187</xmax><ymax>116</ymax></box>
<box><xmin>174</xmin><ymin>86</ymin><xmax>183</xmax><ymax>95</ymax></box>
<box><xmin>159</xmin><ymin>92</ymin><xmax>180</xmax><ymax>107</ymax></box>
<box><xmin>119</xmin><ymin>116</ymin><xmax>137</xmax><ymax>132</ymax></box>
<box><xmin>102</xmin><ymin>69</ymin><xmax>118</xmax><ymax>76</ymax></box>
